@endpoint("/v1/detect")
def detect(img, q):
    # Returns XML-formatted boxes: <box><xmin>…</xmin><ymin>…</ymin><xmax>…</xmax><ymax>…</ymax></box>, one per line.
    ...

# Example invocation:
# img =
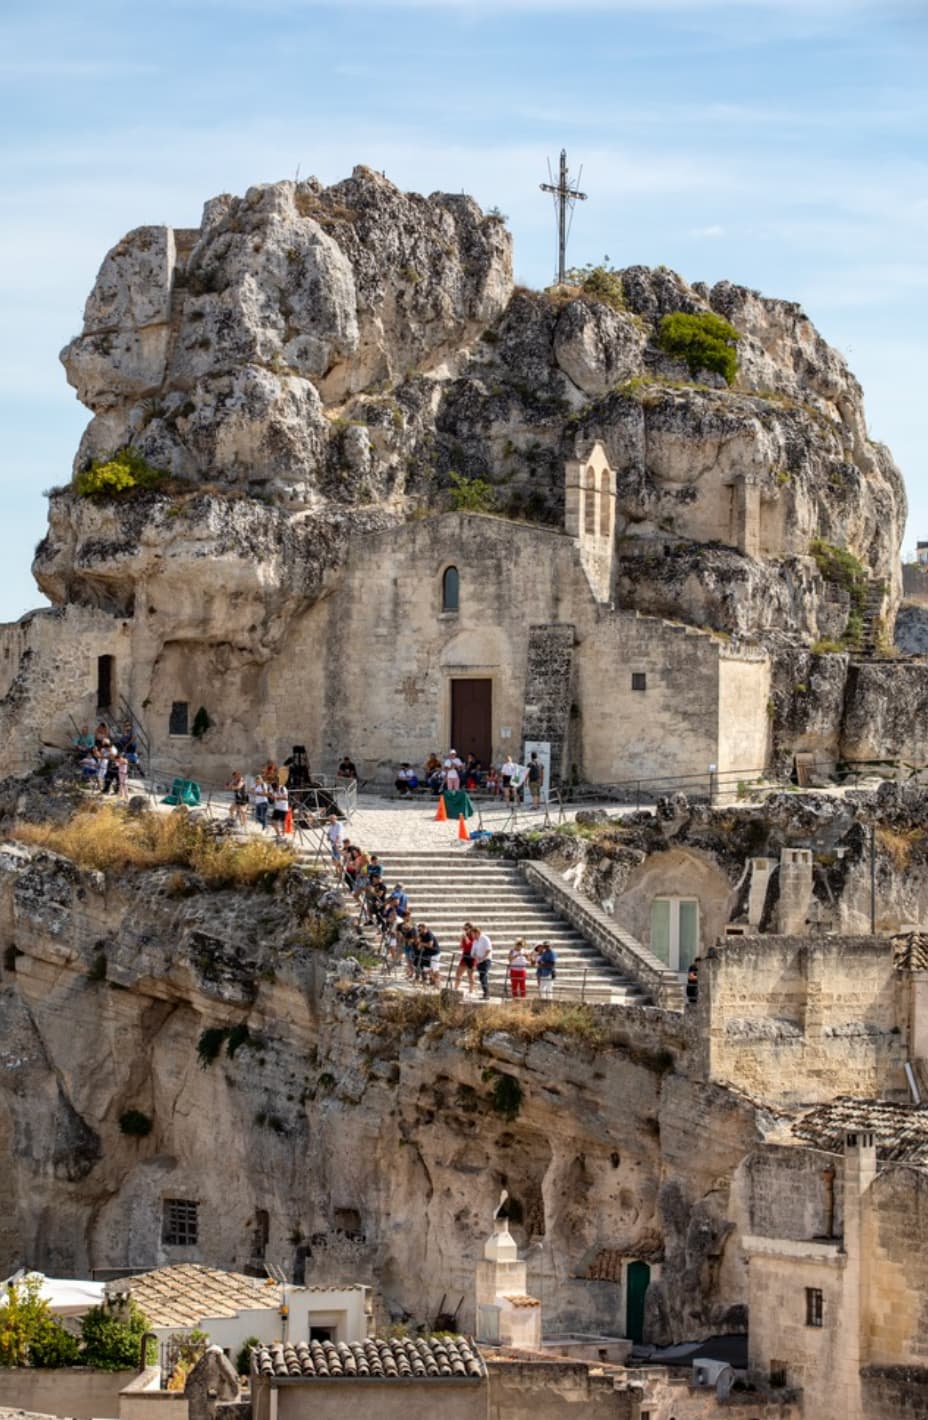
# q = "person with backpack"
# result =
<box><xmin>526</xmin><ymin>752</ymin><xmax>544</xmax><ymax>809</ymax></box>
<box><xmin>536</xmin><ymin>941</ymin><xmax>557</xmax><ymax>1000</ymax></box>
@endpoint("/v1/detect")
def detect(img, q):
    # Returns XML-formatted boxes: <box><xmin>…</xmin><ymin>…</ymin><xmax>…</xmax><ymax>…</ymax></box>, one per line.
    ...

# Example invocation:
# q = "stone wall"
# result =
<box><xmin>864</xmin><ymin>1167</ymin><xmax>928</xmax><ymax>1367</ymax></box>
<box><xmin>0</xmin><ymin>1366</ymin><xmax>136</xmax><ymax>1420</ymax></box>
<box><xmin>861</xmin><ymin>1367</ymin><xmax>928</xmax><ymax>1419</ymax></box>
<box><xmin>717</xmin><ymin>652</ymin><xmax>771</xmax><ymax>777</ymax></box>
<box><xmin>0</xmin><ymin>605</ymin><xmax>131</xmax><ymax>774</ymax></box>
<box><xmin>254</xmin><ymin>1377</ymin><xmax>487</xmax><ymax>1420</ymax></box>
<box><xmin>487</xmin><ymin>1358</ymin><xmax>631</xmax><ymax>1420</ymax></box>
<box><xmin>701</xmin><ymin>935</ymin><xmax>909</xmax><ymax>1104</ymax></box>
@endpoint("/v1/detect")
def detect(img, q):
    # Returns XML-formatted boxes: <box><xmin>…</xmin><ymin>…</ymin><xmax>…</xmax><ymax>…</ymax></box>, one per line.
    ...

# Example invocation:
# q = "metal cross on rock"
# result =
<box><xmin>540</xmin><ymin>149</ymin><xmax>588</xmax><ymax>286</ymax></box>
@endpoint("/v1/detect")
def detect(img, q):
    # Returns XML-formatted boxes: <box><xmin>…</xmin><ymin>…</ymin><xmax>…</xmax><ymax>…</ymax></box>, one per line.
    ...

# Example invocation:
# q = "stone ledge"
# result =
<box><xmin>520</xmin><ymin>860</ymin><xmax>685</xmax><ymax>1011</ymax></box>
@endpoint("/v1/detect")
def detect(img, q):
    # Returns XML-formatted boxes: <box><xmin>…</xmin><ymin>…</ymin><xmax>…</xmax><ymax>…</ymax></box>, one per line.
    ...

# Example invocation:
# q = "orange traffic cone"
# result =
<box><xmin>457</xmin><ymin>814</ymin><xmax>469</xmax><ymax>842</ymax></box>
<box><xmin>434</xmin><ymin>795</ymin><xmax>447</xmax><ymax>822</ymax></box>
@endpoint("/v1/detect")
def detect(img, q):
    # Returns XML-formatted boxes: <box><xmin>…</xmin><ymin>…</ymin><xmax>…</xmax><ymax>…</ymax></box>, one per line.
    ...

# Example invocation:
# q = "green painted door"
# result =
<box><xmin>625</xmin><ymin>1260</ymin><xmax>650</xmax><ymax>1343</ymax></box>
<box><xmin>649</xmin><ymin>899</ymin><xmax>671</xmax><ymax>965</ymax></box>
<box><xmin>678</xmin><ymin>899</ymin><xmax>699</xmax><ymax>972</ymax></box>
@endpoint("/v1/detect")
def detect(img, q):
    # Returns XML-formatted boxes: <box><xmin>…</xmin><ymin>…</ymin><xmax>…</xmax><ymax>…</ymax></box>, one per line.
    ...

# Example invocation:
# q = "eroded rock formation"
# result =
<box><xmin>50</xmin><ymin>167</ymin><xmax>904</xmax><ymax>645</ymax></box>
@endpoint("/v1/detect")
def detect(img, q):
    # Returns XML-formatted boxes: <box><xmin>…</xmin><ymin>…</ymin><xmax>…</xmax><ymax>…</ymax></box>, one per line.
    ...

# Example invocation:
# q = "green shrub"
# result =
<box><xmin>448</xmin><ymin>470</ymin><xmax>497</xmax><ymax>514</ymax></box>
<box><xmin>80</xmin><ymin>1298</ymin><xmax>153</xmax><ymax>1371</ymax></box>
<box><xmin>119</xmin><ymin>1109</ymin><xmax>153</xmax><ymax>1138</ymax></box>
<box><xmin>658</xmin><ymin>311</ymin><xmax>740</xmax><ymax>385</ymax></box>
<box><xmin>564</xmin><ymin>261</ymin><xmax>625</xmax><ymax>313</ymax></box>
<box><xmin>30</xmin><ymin>1320</ymin><xmax>82</xmax><ymax>1368</ymax></box>
<box><xmin>0</xmin><ymin>1276</ymin><xmax>72</xmax><ymax>1367</ymax></box>
<box><xmin>236</xmin><ymin>1336</ymin><xmax>262</xmax><ymax>1376</ymax></box>
<box><xmin>74</xmin><ymin>448</ymin><xmax>167</xmax><ymax>498</ymax></box>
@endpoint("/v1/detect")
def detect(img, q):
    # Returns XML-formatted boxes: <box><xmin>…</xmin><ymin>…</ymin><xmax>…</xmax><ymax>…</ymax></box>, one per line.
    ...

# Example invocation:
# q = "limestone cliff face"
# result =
<box><xmin>49</xmin><ymin>168</ymin><xmax>905</xmax><ymax>647</ymax></box>
<box><xmin>0</xmin><ymin>840</ymin><xmax>758</xmax><ymax>1343</ymax></box>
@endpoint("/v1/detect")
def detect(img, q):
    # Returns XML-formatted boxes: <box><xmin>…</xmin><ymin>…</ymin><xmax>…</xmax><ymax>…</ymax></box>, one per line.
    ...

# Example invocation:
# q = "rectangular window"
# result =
<box><xmin>162</xmin><ymin>1198</ymin><xmax>199</xmax><ymax>1247</ymax></box>
<box><xmin>169</xmin><ymin>701</ymin><xmax>189</xmax><ymax>736</ymax></box>
<box><xmin>631</xmin><ymin>672</ymin><xmax>647</xmax><ymax>692</ymax></box>
<box><xmin>805</xmin><ymin>1287</ymin><xmax>823</xmax><ymax>1327</ymax></box>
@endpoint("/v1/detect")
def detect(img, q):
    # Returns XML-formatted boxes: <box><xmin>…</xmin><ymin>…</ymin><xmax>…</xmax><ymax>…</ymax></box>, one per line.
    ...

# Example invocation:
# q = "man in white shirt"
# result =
<box><xmin>327</xmin><ymin>814</ymin><xmax>345</xmax><ymax>863</ymax></box>
<box><xmin>471</xmin><ymin>927</ymin><xmax>493</xmax><ymax>1000</ymax></box>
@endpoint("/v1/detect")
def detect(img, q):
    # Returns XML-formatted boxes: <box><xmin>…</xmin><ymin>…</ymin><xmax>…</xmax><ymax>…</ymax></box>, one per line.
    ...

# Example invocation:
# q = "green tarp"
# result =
<box><xmin>442</xmin><ymin>789</ymin><xmax>475</xmax><ymax>819</ymax></box>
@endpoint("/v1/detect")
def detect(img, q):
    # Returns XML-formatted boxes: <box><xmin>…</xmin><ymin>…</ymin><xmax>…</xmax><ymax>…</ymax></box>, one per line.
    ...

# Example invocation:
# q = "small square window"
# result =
<box><xmin>631</xmin><ymin>673</ymin><xmax>647</xmax><ymax>692</ymax></box>
<box><xmin>163</xmin><ymin>1198</ymin><xmax>199</xmax><ymax>1247</ymax></box>
<box><xmin>169</xmin><ymin>701</ymin><xmax>189</xmax><ymax>736</ymax></box>
<box><xmin>805</xmin><ymin>1287</ymin><xmax>823</xmax><ymax>1327</ymax></box>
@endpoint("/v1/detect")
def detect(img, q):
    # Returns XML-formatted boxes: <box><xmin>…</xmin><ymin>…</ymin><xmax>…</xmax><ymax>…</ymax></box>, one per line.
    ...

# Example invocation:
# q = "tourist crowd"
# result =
<box><xmin>395</xmin><ymin>749</ymin><xmax>546</xmax><ymax>809</ymax></box>
<box><xmin>326</xmin><ymin>814</ymin><xmax>557</xmax><ymax>1001</ymax></box>
<box><xmin>73</xmin><ymin>719</ymin><xmax>142</xmax><ymax>798</ymax></box>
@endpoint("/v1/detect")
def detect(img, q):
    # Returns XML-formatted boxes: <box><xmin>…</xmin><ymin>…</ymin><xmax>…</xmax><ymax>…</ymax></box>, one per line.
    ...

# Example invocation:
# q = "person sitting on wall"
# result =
<box><xmin>94</xmin><ymin>721</ymin><xmax>110</xmax><ymax>749</ymax></box>
<box><xmin>423</xmin><ymin>753</ymin><xmax>443</xmax><ymax>796</ymax></box>
<box><xmin>484</xmin><ymin>765</ymin><xmax>501</xmax><ymax>796</ymax></box>
<box><xmin>73</xmin><ymin>725</ymin><xmax>94</xmax><ymax>753</ymax></box>
<box><xmin>337</xmin><ymin>755</ymin><xmax>358</xmax><ymax>783</ymax></box>
<box><xmin>463</xmin><ymin>753</ymin><xmax>481</xmax><ymax>790</ymax></box>
<box><xmin>395</xmin><ymin>763</ymin><xmax>419</xmax><ymax>796</ymax></box>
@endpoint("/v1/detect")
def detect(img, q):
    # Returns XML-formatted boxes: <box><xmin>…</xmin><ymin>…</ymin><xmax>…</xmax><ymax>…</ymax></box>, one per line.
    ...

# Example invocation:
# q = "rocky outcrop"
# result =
<box><xmin>52</xmin><ymin>169</ymin><xmax>905</xmax><ymax>646</ymax></box>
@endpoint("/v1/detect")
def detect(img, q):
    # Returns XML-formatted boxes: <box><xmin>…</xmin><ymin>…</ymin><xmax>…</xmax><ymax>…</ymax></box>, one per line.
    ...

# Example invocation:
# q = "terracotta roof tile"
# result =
<box><xmin>113</xmin><ymin>1264</ymin><xmax>275</xmax><ymax>1327</ymax></box>
<box><xmin>501</xmin><ymin>1294</ymin><xmax>540</xmax><ymax>1308</ymax></box>
<box><xmin>792</xmin><ymin>1097</ymin><xmax>928</xmax><ymax>1164</ymax></box>
<box><xmin>587</xmin><ymin>1240</ymin><xmax>664</xmax><ymax>1280</ymax></box>
<box><xmin>253</xmin><ymin>1337</ymin><xmax>484</xmax><ymax>1381</ymax></box>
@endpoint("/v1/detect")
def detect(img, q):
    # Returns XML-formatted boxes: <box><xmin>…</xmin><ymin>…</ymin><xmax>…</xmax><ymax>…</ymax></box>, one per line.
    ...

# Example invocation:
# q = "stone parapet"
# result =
<box><xmin>520</xmin><ymin>860</ymin><xmax>685</xmax><ymax>1011</ymax></box>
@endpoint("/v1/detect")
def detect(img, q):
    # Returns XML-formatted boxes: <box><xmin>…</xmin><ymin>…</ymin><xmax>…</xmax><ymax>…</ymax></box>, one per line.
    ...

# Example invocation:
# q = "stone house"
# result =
<box><xmin>740</xmin><ymin>1112</ymin><xmax>928</xmax><ymax>1420</ymax></box>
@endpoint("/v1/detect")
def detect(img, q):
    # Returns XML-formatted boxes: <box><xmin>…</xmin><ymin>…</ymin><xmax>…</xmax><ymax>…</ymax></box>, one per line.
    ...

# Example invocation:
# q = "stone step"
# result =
<box><xmin>339</xmin><ymin>849</ymin><xmax>648</xmax><ymax>1006</ymax></box>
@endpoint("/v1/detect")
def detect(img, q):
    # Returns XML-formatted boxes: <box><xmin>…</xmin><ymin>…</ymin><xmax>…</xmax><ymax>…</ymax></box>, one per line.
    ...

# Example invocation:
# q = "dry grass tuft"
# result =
<box><xmin>876</xmin><ymin>825</ymin><xmax>926</xmax><ymax>873</ymax></box>
<box><xmin>374</xmin><ymin>994</ymin><xmax>612</xmax><ymax>1050</ymax></box>
<box><xmin>15</xmin><ymin>804</ymin><xmax>295</xmax><ymax>889</ymax></box>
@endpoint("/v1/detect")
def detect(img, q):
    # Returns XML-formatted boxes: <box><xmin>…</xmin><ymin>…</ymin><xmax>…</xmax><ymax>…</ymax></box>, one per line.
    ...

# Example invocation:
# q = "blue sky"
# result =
<box><xmin>1</xmin><ymin>0</ymin><xmax>926</xmax><ymax>620</ymax></box>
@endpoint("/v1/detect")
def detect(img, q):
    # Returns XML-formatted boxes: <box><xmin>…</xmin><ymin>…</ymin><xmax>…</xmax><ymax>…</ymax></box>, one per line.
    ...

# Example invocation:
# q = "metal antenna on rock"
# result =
<box><xmin>540</xmin><ymin>148</ymin><xmax>588</xmax><ymax>286</ymax></box>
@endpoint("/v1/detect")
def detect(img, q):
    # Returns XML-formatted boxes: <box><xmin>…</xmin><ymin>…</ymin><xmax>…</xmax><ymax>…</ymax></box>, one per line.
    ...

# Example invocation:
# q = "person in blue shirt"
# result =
<box><xmin>536</xmin><ymin>941</ymin><xmax>557</xmax><ymax>1000</ymax></box>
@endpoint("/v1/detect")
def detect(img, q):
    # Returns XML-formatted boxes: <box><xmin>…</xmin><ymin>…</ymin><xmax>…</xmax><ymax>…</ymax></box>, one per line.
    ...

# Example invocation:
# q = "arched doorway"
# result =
<box><xmin>625</xmin><ymin>1260</ymin><xmax>650</xmax><ymax>1343</ymax></box>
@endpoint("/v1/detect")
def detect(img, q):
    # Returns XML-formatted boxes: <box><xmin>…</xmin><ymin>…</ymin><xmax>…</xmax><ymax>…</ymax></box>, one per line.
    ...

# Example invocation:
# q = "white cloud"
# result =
<box><xmin>689</xmin><ymin>224</ymin><xmax>725</xmax><ymax>239</ymax></box>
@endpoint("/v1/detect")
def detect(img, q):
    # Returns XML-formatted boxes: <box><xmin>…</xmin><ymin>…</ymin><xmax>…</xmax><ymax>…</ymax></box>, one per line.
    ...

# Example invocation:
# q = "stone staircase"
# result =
<box><xmin>367</xmin><ymin>850</ymin><xmax>647</xmax><ymax>1005</ymax></box>
<box><xmin>851</xmin><ymin>580</ymin><xmax>887</xmax><ymax>656</ymax></box>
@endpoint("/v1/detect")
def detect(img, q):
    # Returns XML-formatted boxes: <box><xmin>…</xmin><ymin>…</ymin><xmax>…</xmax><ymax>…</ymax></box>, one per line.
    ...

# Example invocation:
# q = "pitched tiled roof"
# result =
<box><xmin>792</xmin><ymin>1098</ymin><xmax>928</xmax><ymax>1164</ymax></box>
<box><xmin>113</xmin><ymin>1264</ymin><xmax>275</xmax><ymax>1326</ymax></box>
<box><xmin>253</xmin><ymin>1337</ymin><xmax>484</xmax><ymax>1380</ymax></box>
